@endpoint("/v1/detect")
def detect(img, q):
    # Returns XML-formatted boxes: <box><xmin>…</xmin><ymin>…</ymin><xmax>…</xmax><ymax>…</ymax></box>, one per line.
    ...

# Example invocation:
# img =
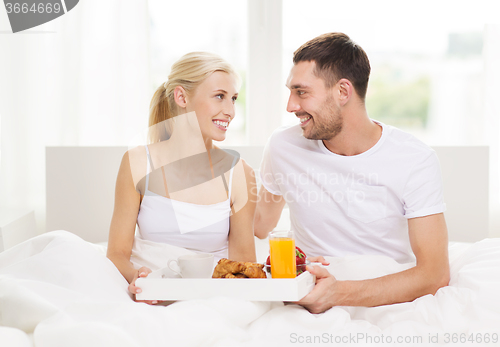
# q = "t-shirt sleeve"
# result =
<box><xmin>259</xmin><ymin>138</ymin><xmax>282</xmax><ymax>196</ymax></box>
<box><xmin>403</xmin><ymin>151</ymin><xmax>446</xmax><ymax>219</ymax></box>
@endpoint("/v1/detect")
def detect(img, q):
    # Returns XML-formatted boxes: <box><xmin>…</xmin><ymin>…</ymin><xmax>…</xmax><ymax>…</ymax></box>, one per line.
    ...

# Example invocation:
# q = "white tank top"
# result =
<box><xmin>137</xmin><ymin>146</ymin><xmax>236</xmax><ymax>260</ymax></box>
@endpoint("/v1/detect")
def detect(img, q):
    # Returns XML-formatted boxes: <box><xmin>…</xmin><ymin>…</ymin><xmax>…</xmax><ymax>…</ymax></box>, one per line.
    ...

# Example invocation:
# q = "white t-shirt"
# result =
<box><xmin>260</xmin><ymin>121</ymin><xmax>446</xmax><ymax>263</ymax></box>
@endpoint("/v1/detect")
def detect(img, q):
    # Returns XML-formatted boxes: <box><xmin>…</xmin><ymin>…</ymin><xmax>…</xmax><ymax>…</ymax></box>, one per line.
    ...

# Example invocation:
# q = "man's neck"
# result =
<box><xmin>322</xmin><ymin>109</ymin><xmax>382</xmax><ymax>156</ymax></box>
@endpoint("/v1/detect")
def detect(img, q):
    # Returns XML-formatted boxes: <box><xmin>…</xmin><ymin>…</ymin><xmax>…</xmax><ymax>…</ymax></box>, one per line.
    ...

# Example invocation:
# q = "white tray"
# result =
<box><xmin>135</xmin><ymin>271</ymin><xmax>316</xmax><ymax>301</ymax></box>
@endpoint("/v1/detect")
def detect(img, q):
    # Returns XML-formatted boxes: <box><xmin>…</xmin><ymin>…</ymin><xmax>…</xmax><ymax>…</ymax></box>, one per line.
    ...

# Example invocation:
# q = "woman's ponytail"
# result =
<box><xmin>148</xmin><ymin>83</ymin><xmax>173</xmax><ymax>143</ymax></box>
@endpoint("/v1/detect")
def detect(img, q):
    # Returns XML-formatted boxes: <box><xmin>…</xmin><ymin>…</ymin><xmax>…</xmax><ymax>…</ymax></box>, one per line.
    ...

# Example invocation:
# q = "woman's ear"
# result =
<box><xmin>173</xmin><ymin>86</ymin><xmax>188</xmax><ymax>109</ymax></box>
<box><xmin>337</xmin><ymin>78</ymin><xmax>353</xmax><ymax>106</ymax></box>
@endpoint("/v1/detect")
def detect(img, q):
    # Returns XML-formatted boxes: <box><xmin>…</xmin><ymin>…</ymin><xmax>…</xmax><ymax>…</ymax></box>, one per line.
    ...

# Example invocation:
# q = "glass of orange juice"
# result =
<box><xmin>269</xmin><ymin>230</ymin><xmax>296</xmax><ymax>278</ymax></box>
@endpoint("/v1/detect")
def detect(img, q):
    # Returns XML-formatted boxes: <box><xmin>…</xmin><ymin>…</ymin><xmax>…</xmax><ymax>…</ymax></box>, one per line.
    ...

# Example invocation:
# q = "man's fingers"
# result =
<box><xmin>296</xmin><ymin>283</ymin><xmax>321</xmax><ymax>306</ymax></box>
<box><xmin>308</xmin><ymin>256</ymin><xmax>330</xmax><ymax>265</ymax></box>
<box><xmin>296</xmin><ymin>266</ymin><xmax>330</xmax><ymax>305</ymax></box>
<box><xmin>306</xmin><ymin>264</ymin><xmax>331</xmax><ymax>279</ymax></box>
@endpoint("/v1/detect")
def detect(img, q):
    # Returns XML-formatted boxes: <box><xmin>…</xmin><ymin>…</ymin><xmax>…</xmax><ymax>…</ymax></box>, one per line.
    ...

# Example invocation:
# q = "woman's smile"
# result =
<box><xmin>212</xmin><ymin>119</ymin><xmax>229</xmax><ymax>131</ymax></box>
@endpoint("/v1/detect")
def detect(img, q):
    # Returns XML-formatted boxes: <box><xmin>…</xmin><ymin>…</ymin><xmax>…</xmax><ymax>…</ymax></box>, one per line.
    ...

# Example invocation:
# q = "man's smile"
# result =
<box><xmin>297</xmin><ymin>114</ymin><xmax>312</xmax><ymax>127</ymax></box>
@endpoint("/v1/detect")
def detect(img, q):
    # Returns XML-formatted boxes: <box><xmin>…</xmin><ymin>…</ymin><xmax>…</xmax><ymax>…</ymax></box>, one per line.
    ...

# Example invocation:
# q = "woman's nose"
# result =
<box><xmin>224</xmin><ymin>100</ymin><xmax>236</xmax><ymax>119</ymax></box>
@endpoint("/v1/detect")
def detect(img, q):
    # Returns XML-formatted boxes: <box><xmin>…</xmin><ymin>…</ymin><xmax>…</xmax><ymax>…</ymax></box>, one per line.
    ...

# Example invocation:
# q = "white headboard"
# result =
<box><xmin>46</xmin><ymin>146</ymin><xmax>489</xmax><ymax>243</ymax></box>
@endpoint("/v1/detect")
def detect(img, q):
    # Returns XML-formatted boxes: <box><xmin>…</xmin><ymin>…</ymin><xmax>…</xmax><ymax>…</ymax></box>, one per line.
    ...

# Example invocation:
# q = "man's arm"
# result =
<box><xmin>254</xmin><ymin>185</ymin><xmax>286</xmax><ymax>239</ymax></box>
<box><xmin>298</xmin><ymin>213</ymin><xmax>450</xmax><ymax>313</ymax></box>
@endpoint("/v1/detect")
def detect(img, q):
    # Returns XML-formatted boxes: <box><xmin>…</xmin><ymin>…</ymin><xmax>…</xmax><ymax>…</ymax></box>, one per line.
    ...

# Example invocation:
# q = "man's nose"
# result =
<box><xmin>286</xmin><ymin>94</ymin><xmax>300</xmax><ymax>113</ymax></box>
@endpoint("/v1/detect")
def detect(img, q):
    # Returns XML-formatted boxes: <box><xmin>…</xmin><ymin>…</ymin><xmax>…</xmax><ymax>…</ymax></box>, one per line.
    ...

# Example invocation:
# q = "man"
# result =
<box><xmin>254</xmin><ymin>33</ymin><xmax>450</xmax><ymax>314</ymax></box>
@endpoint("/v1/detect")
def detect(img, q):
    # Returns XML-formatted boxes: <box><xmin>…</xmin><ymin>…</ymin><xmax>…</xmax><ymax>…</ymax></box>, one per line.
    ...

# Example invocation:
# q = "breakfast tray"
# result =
<box><xmin>135</xmin><ymin>271</ymin><xmax>315</xmax><ymax>301</ymax></box>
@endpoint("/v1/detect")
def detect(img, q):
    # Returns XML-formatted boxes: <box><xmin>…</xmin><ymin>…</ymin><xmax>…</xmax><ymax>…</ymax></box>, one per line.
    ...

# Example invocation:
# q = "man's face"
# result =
<box><xmin>286</xmin><ymin>61</ymin><xmax>342</xmax><ymax>141</ymax></box>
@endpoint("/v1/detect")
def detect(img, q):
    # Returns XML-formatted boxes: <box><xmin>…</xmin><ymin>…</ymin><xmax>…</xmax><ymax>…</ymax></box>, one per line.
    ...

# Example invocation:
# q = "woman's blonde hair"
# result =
<box><xmin>148</xmin><ymin>52</ymin><xmax>239</xmax><ymax>143</ymax></box>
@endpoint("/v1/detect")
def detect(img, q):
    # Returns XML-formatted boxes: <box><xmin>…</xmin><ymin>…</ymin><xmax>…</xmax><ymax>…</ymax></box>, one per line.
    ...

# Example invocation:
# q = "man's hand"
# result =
<box><xmin>296</xmin><ymin>265</ymin><xmax>338</xmax><ymax>314</ymax></box>
<box><xmin>307</xmin><ymin>256</ymin><xmax>330</xmax><ymax>266</ymax></box>
<box><xmin>296</xmin><ymin>213</ymin><xmax>450</xmax><ymax>313</ymax></box>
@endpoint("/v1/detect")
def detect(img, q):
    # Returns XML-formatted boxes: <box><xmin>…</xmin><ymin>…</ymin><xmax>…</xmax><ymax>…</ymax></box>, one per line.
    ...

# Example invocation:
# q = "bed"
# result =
<box><xmin>0</xmin><ymin>146</ymin><xmax>499</xmax><ymax>347</ymax></box>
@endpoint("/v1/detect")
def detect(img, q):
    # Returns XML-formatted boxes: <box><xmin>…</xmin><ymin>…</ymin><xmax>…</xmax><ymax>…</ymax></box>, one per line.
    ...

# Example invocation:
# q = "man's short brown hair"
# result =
<box><xmin>293</xmin><ymin>32</ymin><xmax>371</xmax><ymax>100</ymax></box>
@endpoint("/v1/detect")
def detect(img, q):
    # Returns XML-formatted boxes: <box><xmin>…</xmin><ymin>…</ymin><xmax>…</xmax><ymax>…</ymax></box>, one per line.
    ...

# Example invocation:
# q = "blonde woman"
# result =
<box><xmin>107</xmin><ymin>52</ymin><xmax>257</xmax><ymax>302</ymax></box>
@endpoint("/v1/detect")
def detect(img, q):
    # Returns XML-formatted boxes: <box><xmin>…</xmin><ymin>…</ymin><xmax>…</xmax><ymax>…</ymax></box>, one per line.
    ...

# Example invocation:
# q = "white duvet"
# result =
<box><xmin>1</xmin><ymin>230</ymin><xmax>499</xmax><ymax>347</ymax></box>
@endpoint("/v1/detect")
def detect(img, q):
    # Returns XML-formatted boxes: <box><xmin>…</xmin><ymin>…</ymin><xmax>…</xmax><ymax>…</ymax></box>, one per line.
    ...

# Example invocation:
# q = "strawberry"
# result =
<box><xmin>265</xmin><ymin>255</ymin><xmax>271</xmax><ymax>273</ymax></box>
<box><xmin>295</xmin><ymin>246</ymin><xmax>306</xmax><ymax>265</ymax></box>
<box><xmin>295</xmin><ymin>246</ymin><xmax>307</xmax><ymax>275</ymax></box>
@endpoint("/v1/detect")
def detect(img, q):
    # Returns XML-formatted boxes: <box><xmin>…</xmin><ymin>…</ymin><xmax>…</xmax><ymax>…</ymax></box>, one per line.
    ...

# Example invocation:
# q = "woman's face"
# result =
<box><xmin>185</xmin><ymin>71</ymin><xmax>239</xmax><ymax>143</ymax></box>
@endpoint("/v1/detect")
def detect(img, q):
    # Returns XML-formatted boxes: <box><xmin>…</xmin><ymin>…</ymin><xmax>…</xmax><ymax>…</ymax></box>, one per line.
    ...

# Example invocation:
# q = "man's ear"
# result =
<box><xmin>173</xmin><ymin>86</ymin><xmax>188</xmax><ymax>108</ymax></box>
<box><xmin>337</xmin><ymin>78</ymin><xmax>353</xmax><ymax>106</ymax></box>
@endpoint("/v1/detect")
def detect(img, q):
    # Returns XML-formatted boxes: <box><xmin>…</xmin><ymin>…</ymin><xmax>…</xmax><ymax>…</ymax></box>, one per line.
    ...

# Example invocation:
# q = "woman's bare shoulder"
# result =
<box><xmin>120</xmin><ymin>145</ymin><xmax>148</xmax><ymax>194</ymax></box>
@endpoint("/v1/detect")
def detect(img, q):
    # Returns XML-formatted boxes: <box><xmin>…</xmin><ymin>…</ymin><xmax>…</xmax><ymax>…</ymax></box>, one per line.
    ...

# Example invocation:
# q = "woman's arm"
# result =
<box><xmin>227</xmin><ymin>159</ymin><xmax>257</xmax><ymax>262</ymax></box>
<box><xmin>106</xmin><ymin>150</ymin><xmax>143</xmax><ymax>284</ymax></box>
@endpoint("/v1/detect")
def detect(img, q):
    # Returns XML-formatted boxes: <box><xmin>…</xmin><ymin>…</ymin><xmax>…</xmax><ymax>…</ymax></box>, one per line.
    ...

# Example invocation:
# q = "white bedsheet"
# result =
<box><xmin>1</xmin><ymin>231</ymin><xmax>499</xmax><ymax>347</ymax></box>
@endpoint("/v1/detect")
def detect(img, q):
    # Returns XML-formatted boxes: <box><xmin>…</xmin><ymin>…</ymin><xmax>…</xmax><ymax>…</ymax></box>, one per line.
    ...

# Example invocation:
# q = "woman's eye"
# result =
<box><xmin>232</xmin><ymin>96</ymin><xmax>237</xmax><ymax>103</ymax></box>
<box><xmin>216</xmin><ymin>94</ymin><xmax>224</xmax><ymax>100</ymax></box>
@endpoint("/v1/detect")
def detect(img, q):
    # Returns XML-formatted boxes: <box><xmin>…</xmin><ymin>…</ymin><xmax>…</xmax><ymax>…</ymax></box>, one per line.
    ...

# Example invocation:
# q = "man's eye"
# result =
<box><xmin>297</xmin><ymin>90</ymin><xmax>305</xmax><ymax>96</ymax></box>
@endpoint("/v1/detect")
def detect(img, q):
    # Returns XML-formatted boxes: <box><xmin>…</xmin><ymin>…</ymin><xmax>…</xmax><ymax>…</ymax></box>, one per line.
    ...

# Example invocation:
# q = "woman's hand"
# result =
<box><xmin>129</xmin><ymin>266</ymin><xmax>158</xmax><ymax>305</ymax></box>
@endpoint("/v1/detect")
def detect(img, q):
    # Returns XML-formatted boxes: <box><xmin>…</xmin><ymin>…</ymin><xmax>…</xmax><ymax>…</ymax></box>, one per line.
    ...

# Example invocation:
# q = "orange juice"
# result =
<box><xmin>269</xmin><ymin>237</ymin><xmax>296</xmax><ymax>278</ymax></box>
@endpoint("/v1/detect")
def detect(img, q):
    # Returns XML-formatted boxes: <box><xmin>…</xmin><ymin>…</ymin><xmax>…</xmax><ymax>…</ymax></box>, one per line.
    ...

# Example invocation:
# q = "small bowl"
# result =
<box><xmin>264</xmin><ymin>260</ymin><xmax>310</xmax><ymax>277</ymax></box>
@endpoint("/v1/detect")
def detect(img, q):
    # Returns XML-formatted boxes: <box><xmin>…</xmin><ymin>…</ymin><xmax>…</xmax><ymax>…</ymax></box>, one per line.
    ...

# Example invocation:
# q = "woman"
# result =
<box><xmin>106</xmin><ymin>52</ymin><xmax>257</xmax><ymax>302</ymax></box>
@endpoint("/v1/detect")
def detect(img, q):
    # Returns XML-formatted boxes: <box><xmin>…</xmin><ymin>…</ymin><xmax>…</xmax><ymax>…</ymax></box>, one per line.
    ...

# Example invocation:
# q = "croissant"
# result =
<box><xmin>223</xmin><ymin>273</ymin><xmax>247</xmax><ymax>278</ymax></box>
<box><xmin>212</xmin><ymin>258</ymin><xmax>266</xmax><ymax>279</ymax></box>
<box><xmin>212</xmin><ymin>258</ymin><xmax>246</xmax><ymax>278</ymax></box>
<box><xmin>243</xmin><ymin>262</ymin><xmax>267</xmax><ymax>279</ymax></box>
